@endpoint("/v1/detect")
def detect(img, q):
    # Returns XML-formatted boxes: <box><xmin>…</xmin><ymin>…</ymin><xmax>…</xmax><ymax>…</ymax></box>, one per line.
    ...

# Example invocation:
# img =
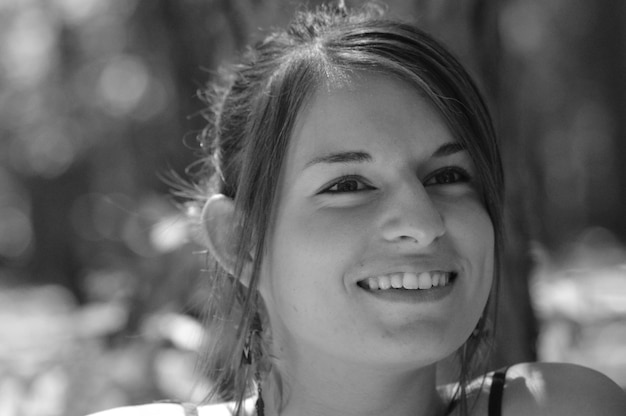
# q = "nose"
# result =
<box><xmin>379</xmin><ymin>180</ymin><xmax>445</xmax><ymax>248</ymax></box>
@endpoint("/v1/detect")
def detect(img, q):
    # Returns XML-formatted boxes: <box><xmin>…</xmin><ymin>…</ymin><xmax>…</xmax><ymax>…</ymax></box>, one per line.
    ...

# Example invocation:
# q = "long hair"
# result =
<box><xmin>192</xmin><ymin>4</ymin><xmax>504</xmax><ymax>415</ymax></box>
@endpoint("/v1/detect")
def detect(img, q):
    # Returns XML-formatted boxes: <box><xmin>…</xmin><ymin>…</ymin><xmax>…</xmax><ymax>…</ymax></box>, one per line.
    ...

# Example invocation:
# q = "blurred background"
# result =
<box><xmin>0</xmin><ymin>0</ymin><xmax>625</xmax><ymax>415</ymax></box>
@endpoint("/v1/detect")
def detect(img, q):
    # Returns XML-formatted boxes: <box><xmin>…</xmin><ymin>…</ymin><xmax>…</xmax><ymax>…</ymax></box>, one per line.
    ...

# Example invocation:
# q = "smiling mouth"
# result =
<box><xmin>357</xmin><ymin>271</ymin><xmax>457</xmax><ymax>291</ymax></box>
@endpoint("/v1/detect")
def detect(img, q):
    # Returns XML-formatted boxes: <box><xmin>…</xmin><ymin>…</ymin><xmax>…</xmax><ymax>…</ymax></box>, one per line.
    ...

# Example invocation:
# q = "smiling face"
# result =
<box><xmin>258</xmin><ymin>73</ymin><xmax>494</xmax><ymax>373</ymax></box>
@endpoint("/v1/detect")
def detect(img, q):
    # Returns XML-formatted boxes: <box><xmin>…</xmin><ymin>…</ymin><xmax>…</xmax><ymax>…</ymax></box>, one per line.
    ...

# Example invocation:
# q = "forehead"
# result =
<box><xmin>285</xmin><ymin>73</ymin><xmax>453</xmax><ymax>168</ymax></box>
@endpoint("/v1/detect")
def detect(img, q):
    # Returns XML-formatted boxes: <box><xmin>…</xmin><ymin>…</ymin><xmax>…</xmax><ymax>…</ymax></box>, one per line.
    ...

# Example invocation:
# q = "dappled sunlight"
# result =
<box><xmin>532</xmin><ymin>228</ymin><xmax>626</xmax><ymax>388</ymax></box>
<box><xmin>0</xmin><ymin>281</ymin><xmax>212</xmax><ymax>416</ymax></box>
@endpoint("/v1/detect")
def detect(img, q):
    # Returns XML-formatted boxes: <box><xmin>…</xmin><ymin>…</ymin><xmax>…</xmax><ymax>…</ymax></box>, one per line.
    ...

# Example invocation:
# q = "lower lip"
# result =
<box><xmin>359</xmin><ymin>282</ymin><xmax>455</xmax><ymax>303</ymax></box>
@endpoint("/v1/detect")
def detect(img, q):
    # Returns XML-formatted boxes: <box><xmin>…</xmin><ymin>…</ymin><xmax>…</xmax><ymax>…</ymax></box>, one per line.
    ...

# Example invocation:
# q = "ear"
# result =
<box><xmin>201</xmin><ymin>194</ymin><xmax>253</xmax><ymax>281</ymax></box>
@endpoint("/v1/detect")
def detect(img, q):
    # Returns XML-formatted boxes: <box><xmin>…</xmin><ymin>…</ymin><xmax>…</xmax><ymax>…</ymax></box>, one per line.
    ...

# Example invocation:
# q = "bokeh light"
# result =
<box><xmin>97</xmin><ymin>55</ymin><xmax>151</xmax><ymax>116</ymax></box>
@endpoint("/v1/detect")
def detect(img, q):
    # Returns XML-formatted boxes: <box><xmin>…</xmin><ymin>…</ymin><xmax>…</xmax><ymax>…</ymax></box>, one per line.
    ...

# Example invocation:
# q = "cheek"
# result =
<box><xmin>276</xmin><ymin>203</ymin><xmax>374</xmax><ymax>261</ymax></box>
<box><xmin>260</xmin><ymin>203</ymin><xmax>363</xmax><ymax>298</ymax></box>
<box><xmin>259</xmin><ymin>201</ymin><xmax>378</xmax><ymax>321</ymax></box>
<box><xmin>445</xmin><ymin>201</ymin><xmax>495</xmax><ymax>292</ymax></box>
<box><xmin>439</xmin><ymin>203</ymin><xmax>494</xmax><ymax>344</ymax></box>
<box><xmin>447</xmin><ymin>199</ymin><xmax>493</xmax><ymax>255</ymax></box>
<box><xmin>258</xmin><ymin>205</ymin><xmax>371</xmax><ymax>350</ymax></box>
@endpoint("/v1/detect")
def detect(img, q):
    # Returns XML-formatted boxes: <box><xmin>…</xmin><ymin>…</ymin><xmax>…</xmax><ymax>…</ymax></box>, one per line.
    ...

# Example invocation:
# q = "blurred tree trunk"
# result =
<box><xmin>26</xmin><ymin>162</ymin><xmax>90</xmax><ymax>303</ymax></box>
<box><xmin>587</xmin><ymin>0</ymin><xmax>626</xmax><ymax>241</ymax></box>
<box><xmin>616</xmin><ymin>2</ymin><xmax>626</xmax><ymax>241</ymax></box>
<box><xmin>24</xmin><ymin>21</ymin><xmax>92</xmax><ymax>303</ymax></box>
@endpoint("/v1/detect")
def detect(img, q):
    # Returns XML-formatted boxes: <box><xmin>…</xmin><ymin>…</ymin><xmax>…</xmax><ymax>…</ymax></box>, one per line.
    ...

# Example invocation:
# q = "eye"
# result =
<box><xmin>321</xmin><ymin>175</ymin><xmax>374</xmax><ymax>194</ymax></box>
<box><xmin>423</xmin><ymin>167</ymin><xmax>471</xmax><ymax>186</ymax></box>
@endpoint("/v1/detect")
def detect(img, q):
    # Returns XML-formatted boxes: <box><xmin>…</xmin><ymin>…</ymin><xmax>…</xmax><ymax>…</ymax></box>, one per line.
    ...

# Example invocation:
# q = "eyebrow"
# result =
<box><xmin>304</xmin><ymin>151</ymin><xmax>372</xmax><ymax>168</ymax></box>
<box><xmin>304</xmin><ymin>142</ymin><xmax>467</xmax><ymax>169</ymax></box>
<box><xmin>432</xmin><ymin>141</ymin><xmax>467</xmax><ymax>157</ymax></box>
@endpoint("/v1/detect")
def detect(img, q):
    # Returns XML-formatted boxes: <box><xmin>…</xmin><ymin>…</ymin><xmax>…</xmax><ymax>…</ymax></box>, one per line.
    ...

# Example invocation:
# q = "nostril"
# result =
<box><xmin>399</xmin><ymin>235</ymin><xmax>419</xmax><ymax>243</ymax></box>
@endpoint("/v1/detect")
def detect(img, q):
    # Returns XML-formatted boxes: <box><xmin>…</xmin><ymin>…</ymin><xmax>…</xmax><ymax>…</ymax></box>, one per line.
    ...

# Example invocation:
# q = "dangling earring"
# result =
<box><xmin>242</xmin><ymin>312</ymin><xmax>265</xmax><ymax>416</ymax></box>
<box><xmin>255</xmin><ymin>368</ymin><xmax>265</xmax><ymax>416</ymax></box>
<box><xmin>242</xmin><ymin>311</ymin><xmax>263</xmax><ymax>363</ymax></box>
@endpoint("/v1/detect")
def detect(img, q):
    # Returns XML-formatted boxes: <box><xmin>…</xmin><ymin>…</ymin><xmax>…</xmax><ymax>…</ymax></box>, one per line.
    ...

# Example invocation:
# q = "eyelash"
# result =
<box><xmin>321</xmin><ymin>167</ymin><xmax>471</xmax><ymax>195</ymax></box>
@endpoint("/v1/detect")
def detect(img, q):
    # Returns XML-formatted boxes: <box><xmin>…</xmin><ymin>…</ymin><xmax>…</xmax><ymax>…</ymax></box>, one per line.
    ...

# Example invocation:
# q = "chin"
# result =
<box><xmin>358</xmin><ymin>329</ymin><xmax>466</xmax><ymax>370</ymax></box>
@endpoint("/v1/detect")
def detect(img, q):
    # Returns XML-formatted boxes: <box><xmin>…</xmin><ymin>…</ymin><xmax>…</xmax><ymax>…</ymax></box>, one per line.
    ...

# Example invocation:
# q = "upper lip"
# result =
<box><xmin>351</xmin><ymin>257</ymin><xmax>461</xmax><ymax>284</ymax></box>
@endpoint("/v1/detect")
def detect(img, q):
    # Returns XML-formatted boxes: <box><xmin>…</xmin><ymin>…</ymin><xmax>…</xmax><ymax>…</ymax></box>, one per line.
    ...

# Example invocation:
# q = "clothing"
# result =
<box><xmin>179</xmin><ymin>368</ymin><xmax>510</xmax><ymax>416</ymax></box>
<box><xmin>488</xmin><ymin>367</ymin><xmax>509</xmax><ymax>416</ymax></box>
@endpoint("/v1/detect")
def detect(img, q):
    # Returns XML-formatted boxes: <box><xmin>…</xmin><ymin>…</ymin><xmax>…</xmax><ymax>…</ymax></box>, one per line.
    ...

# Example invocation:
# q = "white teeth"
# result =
<box><xmin>378</xmin><ymin>275</ymin><xmax>391</xmax><ymax>290</ymax></box>
<box><xmin>363</xmin><ymin>271</ymin><xmax>453</xmax><ymax>291</ymax></box>
<box><xmin>390</xmin><ymin>273</ymin><xmax>403</xmax><ymax>288</ymax></box>
<box><xmin>403</xmin><ymin>272</ymin><xmax>419</xmax><ymax>289</ymax></box>
<box><xmin>431</xmin><ymin>273</ymin><xmax>440</xmax><ymax>287</ymax></box>
<box><xmin>418</xmin><ymin>272</ymin><xmax>432</xmax><ymax>289</ymax></box>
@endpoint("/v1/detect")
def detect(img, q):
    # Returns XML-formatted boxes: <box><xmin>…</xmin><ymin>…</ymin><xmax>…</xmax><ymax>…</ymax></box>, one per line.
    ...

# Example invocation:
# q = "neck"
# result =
<box><xmin>261</xmin><ymin>349</ymin><xmax>446</xmax><ymax>416</ymax></box>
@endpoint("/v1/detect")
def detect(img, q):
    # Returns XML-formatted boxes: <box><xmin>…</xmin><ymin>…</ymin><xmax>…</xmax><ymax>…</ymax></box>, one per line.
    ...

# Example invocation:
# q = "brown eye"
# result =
<box><xmin>333</xmin><ymin>179</ymin><xmax>359</xmax><ymax>192</ymax></box>
<box><xmin>323</xmin><ymin>176</ymin><xmax>374</xmax><ymax>194</ymax></box>
<box><xmin>435</xmin><ymin>170</ymin><xmax>459</xmax><ymax>184</ymax></box>
<box><xmin>423</xmin><ymin>167</ymin><xmax>471</xmax><ymax>186</ymax></box>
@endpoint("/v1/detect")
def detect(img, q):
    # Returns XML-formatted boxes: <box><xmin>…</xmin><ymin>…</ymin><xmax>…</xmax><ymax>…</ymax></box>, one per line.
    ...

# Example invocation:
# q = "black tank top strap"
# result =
<box><xmin>488</xmin><ymin>366</ymin><xmax>509</xmax><ymax>416</ymax></box>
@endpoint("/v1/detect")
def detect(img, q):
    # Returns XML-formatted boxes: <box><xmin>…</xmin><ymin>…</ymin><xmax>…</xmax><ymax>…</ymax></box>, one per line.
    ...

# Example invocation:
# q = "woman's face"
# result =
<box><xmin>258</xmin><ymin>73</ymin><xmax>494</xmax><ymax>371</ymax></box>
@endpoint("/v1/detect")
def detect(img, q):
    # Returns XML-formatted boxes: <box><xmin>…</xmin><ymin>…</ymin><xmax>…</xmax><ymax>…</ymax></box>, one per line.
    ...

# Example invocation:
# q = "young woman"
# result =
<box><xmin>91</xmin><ymin>3</ymin><xmax>626</xmax><ymax>416</ymax></box>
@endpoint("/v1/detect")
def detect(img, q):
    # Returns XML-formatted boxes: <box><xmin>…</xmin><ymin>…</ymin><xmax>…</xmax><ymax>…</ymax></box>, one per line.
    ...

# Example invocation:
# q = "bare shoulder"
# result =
<box><xmin>502</xmin><ymin>362</ymin><xmax>626</xmax><ymax>416</ymax></box>
<box><xmin>86</xmin><ymin>402</ymin><xmax>237</xmax><ymax>416</ymax></box>
<box><xmin>86</xmin><ymin>403</ymin><xmax>189</xmax><ymax>416</ymax></box>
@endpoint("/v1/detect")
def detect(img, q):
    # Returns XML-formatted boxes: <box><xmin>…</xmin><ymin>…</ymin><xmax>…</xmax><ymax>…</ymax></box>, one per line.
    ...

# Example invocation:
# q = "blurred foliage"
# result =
<box><xmin>0</xmin><ymin>0</ymin><xmax>625</xmax><ymax>415</ymax></box>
